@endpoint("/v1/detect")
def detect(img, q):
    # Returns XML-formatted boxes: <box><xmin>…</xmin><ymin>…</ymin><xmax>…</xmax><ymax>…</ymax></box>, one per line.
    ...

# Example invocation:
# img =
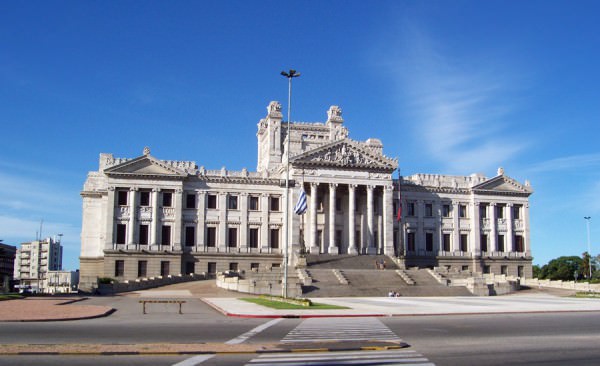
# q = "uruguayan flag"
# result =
<box><xmin>294</xmin><ymin>189</ymin><xmax>307</xmax><ymax>215</ymax></box>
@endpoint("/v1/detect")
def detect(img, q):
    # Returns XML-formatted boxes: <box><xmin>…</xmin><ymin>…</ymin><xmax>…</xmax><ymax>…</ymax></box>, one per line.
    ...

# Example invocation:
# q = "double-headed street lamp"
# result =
<box><xmin>584</xmin><ymin>216</ymin><xmax>592</xmax><ymax>279</ymax></box>
<box><xmin>280</xmin><ymin>69</ymin><xmax>300</xmax><ymax>298</ymax></box>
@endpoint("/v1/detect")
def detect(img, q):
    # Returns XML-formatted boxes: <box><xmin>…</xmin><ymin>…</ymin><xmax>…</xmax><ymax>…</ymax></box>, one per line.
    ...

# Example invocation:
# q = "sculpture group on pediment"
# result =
<box><xmin>311</xmin><ymin>144</ymin><xmax>373</xmax><ymax>166</ymax></box>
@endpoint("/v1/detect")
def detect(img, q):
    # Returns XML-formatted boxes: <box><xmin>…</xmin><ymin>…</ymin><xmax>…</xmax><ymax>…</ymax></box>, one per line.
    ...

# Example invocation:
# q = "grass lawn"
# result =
<box><xmin>0</xmin><ymin>294</ymin><xmax>23</xmax><ymax>301</ymax></box>
<box><xmin>241</xmin><ymin>297</ymin><xmax>350</xmax><ymax>310</ymax></box>
<box><xmin>574</xmin><ymin>292</ymin><xmax>600</xmax><ymax>298</ymax></box>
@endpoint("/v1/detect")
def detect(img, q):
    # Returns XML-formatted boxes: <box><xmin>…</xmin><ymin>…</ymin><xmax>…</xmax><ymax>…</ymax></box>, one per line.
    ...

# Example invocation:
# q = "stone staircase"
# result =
<box><xmin>302</xmin><ymin>255</ymin><xmax>472</xmax><ymax>297</ymax></box>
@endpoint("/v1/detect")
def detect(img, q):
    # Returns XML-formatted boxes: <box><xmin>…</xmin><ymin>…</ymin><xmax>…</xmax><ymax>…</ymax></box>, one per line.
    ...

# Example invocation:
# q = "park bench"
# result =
<box><xmin>139</xmin><ymin>299</ymin><xmax>186</xmax><ymax>314</ymax></box>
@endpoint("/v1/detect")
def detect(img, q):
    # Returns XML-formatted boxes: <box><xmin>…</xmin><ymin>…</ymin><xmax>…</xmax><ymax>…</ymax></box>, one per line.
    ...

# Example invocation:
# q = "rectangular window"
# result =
<box><xmin>443</xmin><ymin>233</ymin><xmax>451</xmax><ymax>252</ymax></box>
<box><xmin>250</xmin><ymin>262</ymin><xmax>259</xmax><ymax>271</ymax></box>
<box><xmin>116</xmin><ymin>224</ymin><xmax>127</xmax><ymax>244</ymax></box>
<box><xmin>501</xmin><ymin>265</ymin><xmax>508</xmax><ymax>275</ymax></box>
<box><xmin>426</xmin><ymin>232</ymin><xmax>433</xmax><ymax>252</ymax></box>
<box><xmin>481</xmin><ymin>234</ymin><xmax>488</xmax><ymax>252</ymax></box>
<box><xmin>207</xmin><ymin>262</ymin><xmax>216</xmax><ymax>275</ymax></box>
<box><xmin>161</xmin><ymin>225</ymin><xmax>171</xmax><ymax>246</ymax></box>
<box><xmin>460</xmin><ymin>234</ymin><xmax>468</xmax><ymax>252</ymax></box>
<box><xmin>270</xmin><ymin>228</ymin><xmax>279</xmax><ymax>249</ymax></box>
<box><xmin>513</xmin><ymin>205</ymin><xmax>522</xmax><ymax>219</ymax></box>
<box><xmin>459</xmin><ymin>204</ymin><xmax>467</xmax><ymax>218</ymax></box>
<box><xmin>442</xmin><ymin>204</ymin><xmax>452</xmax><ymax>218</ymax></box>
<box><xmin>207</xmin><ymin>194</ymin><xmax>217</xmax><ymax>209</ymax></box>
<box><xmin>185</xmin><ymin>226</ymin><xmax>195</xmax><ymax>247</ymax></box>
<box><xmin>162</xmin><ymin>192</ymin><xmax>172</xmax><ymax>207</ymax></box>
<box><xmin>249</xmin><ymin>228</ymin><xmax>259</xmax><ymax>248</ymax></box>
<box><xmin>407</xmin><ymin>202</ymin><xmax>415</xmax><ymax>216</ymax></box>
<box><xmin>139</xmin><ymin>224</ymin><xmax>149</xmax><ymax>245</ymax></box>
<box><xmin>518</xmin><ymin>266</ymin><xmax>524</xmax><ymax>277</ymax></box>
<box><xmin>117</xmin><ymin>191</ymin><xmax>128</xmax><ymax>206</ymax></box>
<box><xmin>186</xmin><ymin>193</ymin><xmax>196</xmax><ymax>209</ymax></box>
<box><xmin>269</xmin><ymin>196</ymin><xmax>280</xmax><ymax>211</ymax></box>
<box><xmin>228</xmin><ymin>195</ymin><xmax>238</xmax><ymax>210</ymax></box>
<box><xmin>498</xmin><ymin>234</ymin><xmax>505</xmax><ymax>252</ymax></box>
<box><xmin>514</xmin><ymin>235</ymin><xmax>524</xmax><ymax>252</ymax></box>
<box><xmin>480</xmin><ymin>204</ymin><xmax>488</xmax><ymax>218</ymax></box>
<box><xmin>140</xmin><ymin>191</ymin><xmax>150</xmax><ymax>206</ymax></box>
<box><xmin>496</xmin><ymin>205</ymin><xmax>505</xmax><ymax>219</ymax></box>
<box><xmin>462</xmin><ymin>265</ymin><xmax>469</xmax><ymax>271</ymax></box>
<box><xmin>137</xmin><ymin>260</ymin><xmax>147</xmax><ymax>277</ymax></box>
<box><xmin>407</xmin><ymin>232</ymin><xmax>415</xmax><ymax>252</ymax></box>
<box><xmin>229</xmin><ymin>262</ymin><xmax>238</xmax><ymax>271</ymax></box>
<box><xmin>425</xmin><ymin>203</ymin><xmax>433</xmax><ymax>217</ymax></box>
<box><xmin>206</xmin><ymin>227</ymin><xmax>216</xmax><ymax>247</ymax></box>
<box><xmin>228</xmin><ymin>227</ymin><xmax>238</xmax><ymax>247</ymax></box>
<box><xmin>114</xmin><ymin>260</ymin><xmax>124</xmax><ymax>277</ymax></box>
<box><xmin>249</xmin><ymin>196</ymin><xmax>259</xmax><ymax>211</ymax></box>
<box><xmin>160</xmin><ymin>261</ymin><xmax>170</xmax><ymax>276</ymax></box>
<box><xmin>185</xmin><ymin>262</ymin><xmax>195</xmax><ymax>275</ymax></box>
<box><xmin>483</xmin><ymin>265</ymin><xmax>490</xmax><ymax>274</ymax></box>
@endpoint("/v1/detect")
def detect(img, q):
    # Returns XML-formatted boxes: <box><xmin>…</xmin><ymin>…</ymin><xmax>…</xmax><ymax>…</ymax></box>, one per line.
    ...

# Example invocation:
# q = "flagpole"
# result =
<box><xmin>281</xmin><ymin>69</ymin><xmax>300</xmax><ymax>298</ymax></box>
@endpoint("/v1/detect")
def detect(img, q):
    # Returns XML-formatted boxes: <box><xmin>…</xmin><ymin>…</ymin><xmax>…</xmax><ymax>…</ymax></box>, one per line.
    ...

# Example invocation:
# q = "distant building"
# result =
<box><xmin>79</xmin><ymin>102</ymin><xmax>533</xmax><ymax>292</ymax></box>
<box><xmin>47</xmin><ymin>269</ymin><xmax>79</xmax><ymax>294</ymax></box>
<box><xmin>0</xmin><ymin>242</ymin><xmax>17</xmax><ymax>293</ymax></box>
<box><xmin>14</xmin><ymin>237</ymin><xmax>63</xmax><ymax>294</ymax></box>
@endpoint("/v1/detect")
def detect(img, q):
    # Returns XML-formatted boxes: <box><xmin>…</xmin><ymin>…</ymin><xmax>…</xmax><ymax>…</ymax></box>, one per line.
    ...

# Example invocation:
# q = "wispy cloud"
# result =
<box><xmin>382</xmin><ymin>24</ymin><xmax>527</xmax><ymax>174</ymax></box>
<box><xmin>528</xmin><ymin>153</ymin><xmax>600</xmax><ymax>173</ymax></box>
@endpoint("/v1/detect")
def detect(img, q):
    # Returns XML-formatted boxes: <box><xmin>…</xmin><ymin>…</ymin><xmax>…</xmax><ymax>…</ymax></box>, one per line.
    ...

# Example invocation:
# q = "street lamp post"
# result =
<box><xmin>280</xmin><ymin>69</ymin><xmax>300</xmax><ymax>298</ymax></box>
<box><xmin>584</xmin><ymin>216</ymin><xmax>592</xmax><ymax>279</ymax></box>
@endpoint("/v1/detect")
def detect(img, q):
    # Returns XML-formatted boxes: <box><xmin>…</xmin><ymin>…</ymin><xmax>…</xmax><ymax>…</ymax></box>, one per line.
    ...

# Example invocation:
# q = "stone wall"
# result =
<box><xmin>216</xmin><ymin>270</ymin><xmax>302</xmax><ymax>298</ymax></box>
<box><xmin>95</xmin><ymin>273</ymin><xmax>206</xmax><ymax>295</ymax></box>
<box><xmin>521</xmin><ymin>278</ymin><xmax>600</xmax><ymax>293</ymax></box>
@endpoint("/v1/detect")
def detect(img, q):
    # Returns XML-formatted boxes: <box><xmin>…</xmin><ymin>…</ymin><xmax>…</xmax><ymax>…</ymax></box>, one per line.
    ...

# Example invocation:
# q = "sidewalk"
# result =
<box><xmin>0</xmin><ymin>297</ymin><xmax>114</xmax><ymax>322</ymax></box>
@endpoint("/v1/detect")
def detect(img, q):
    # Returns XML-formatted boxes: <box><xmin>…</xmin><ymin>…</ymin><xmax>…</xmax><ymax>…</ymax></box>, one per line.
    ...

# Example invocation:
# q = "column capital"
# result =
<box><xmin>175</xmin><ymin>188</ymin><xmax>183</xmax><ymax>194</ymax></box>
<box><xmin>367</xmin><ymin>184</ymin><xmax>375</xmax><ymax>191</ymax></box>
<box><xmin>261</xmin><ymin>193</ymin><xmax>270</xmax><ymax>197</ymax></box>
<box><xmin>348</xmin><ymin>184</ymin><xmax>358</xmax><ymax>190</ymax></box>
<box><xmin>473</xmin><ymin>201</ymin><xmax>480</xmax><ymax>207</ymax></box>
<box><xmin>506</xmin><ymin>202</ymin><xmax>513</xmax><ymax>207</ymax></box>
<box><xmin>329</xmin><ymin>183</ymin><xmax>338</xmax><ymax>189</ymax></box>
<box><xmin>107</xmin><ymin>186</ymin><xmax>115</xmax><ymax>191</ymax></box>
<box><xmin>239</xmin><ymin>192</ymin><xmax>248</xmax><ymax>197</ymax></box>
<box><xmin>130</xmin><ymin>186</ymin><xmax>139</xmax><ymax>192</ymax></box>
<box><xmin>310</xmin><ymin>182</ymin><xmax>319</xmax><ymax>188</ymax></box>
<box><xmin>489</xmin><ymin>202</ymin><xmax>497</xmax><ymax>207</ymax></box>
<box><xmin>385</xmin><ymin>185</ymin><xmax>394</xmax><ymax>192</ymax></box>
<box><xmin>152</xmin><ymin>188</ymin><xmax>161</xmax><ymax>192</ymax></box>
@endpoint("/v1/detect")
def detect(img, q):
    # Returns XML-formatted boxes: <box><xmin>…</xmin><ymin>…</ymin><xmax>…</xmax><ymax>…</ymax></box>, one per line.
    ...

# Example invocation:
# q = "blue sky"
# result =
<box><xmin>1</xmin><ymin>1</ymin><xmax>599</xmax><ymax>270</ymax></box>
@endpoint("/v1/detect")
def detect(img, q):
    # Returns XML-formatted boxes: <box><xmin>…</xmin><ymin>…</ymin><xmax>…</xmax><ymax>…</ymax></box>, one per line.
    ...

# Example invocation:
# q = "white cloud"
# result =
<box><xmin>528</xmin><ymin>153</ymin><xmax>600</xmax><ymax>173</ymax></box>
<box><xmin>382</xmin><ymin>23</ymin><xmax>527</xmax><ymax>173</ymax></box>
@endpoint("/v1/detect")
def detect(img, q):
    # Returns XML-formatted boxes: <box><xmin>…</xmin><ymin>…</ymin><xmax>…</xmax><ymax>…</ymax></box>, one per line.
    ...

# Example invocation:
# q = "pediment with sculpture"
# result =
<box><xmin>291</xmin><ymin>139</ymin><xmax>397</xmax><ymax>171</ymax></box>
<box><xmin>472</xmin><ymin>174</ymin><xmax>533</xmax><ymax>195</ymax></box>
<box><xmin>103</xmin><ymin>148</ymin><xmax>195</xmax><ymax>178</ymax></box>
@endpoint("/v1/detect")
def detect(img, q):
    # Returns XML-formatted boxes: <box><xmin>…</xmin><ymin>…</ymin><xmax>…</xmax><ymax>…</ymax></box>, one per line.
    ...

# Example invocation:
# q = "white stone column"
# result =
<box><xmin>489</xmin><ymin>202</ymin><xmax>497</xmax><ymax>253</ymax></box>
<box><xmin>471</xmin><ymin>201</ymin><xmax>481</xmax><ymax>257</ymax></box>
<box><xmin>348</xmin><ymin>184</ymin><xmax>357</xmax><ymax>254</ymax></box>
<box><xmin>452</xmin><ymin>202</ymin><xmax>460</xmax><ymax>252</ymax></box>
<box><xmin>240</xmin><ymin>193</ymin><xmax>248</xmax><ymax>252</ymax></box>
<box><xmin>173</xmin><ymin>189</ymin><xmax>183</xmax><ymax>251</ymax></box>
<box><xmin>383</xmin><ymin>185</ymin><xmax>394</xmax><ymax>255</ymax></box>
<box><xmin>309</xmin><ymin>183</ymin><xmax>319</xmax><ymax>253</ymax></box>
<box><xmin>196</xmin><ymin>191</ymin><xmax>206</xmax><ymax>251</ymax></box>
<box><xmin>328</xmin><ymin>183</ymin><xmax>338</xmax><ymax>254</ymax></box>
<box><xmin>128</xmin><ymin>187</ymin><xmax>137</xmax><ymax>246</ymax></box>
<box><xmin>150</xmin><ymin>188</ymin><xmax>160</xmax><ymax>247</ymax></box>
<box><xmin>105</xmin><ymin>187</ymin><xmax>115</xmax><ymax>250</ymax></box>
<box><xmin>523</xmin><ymin>202</ymin><xmax>531</xmax><ymax>256</ymax></box>
<box><xmin>218</xmin><ymin>192</ymin><xmax>228</xmax><ymax>252</ymax></box>
<box><xmin>506</xmin><ymin>203</ymin><xmax>514</xmax><ymax>253</ymax></box>
<box><xmin>417</xmin><ymin>199</ymin><xmax>424</xmax><ymax>254</ymax></box>
<box><xmin>260</xmin><ymin>193</ymin><xmax>270</xmax><ymax>252</ymax></box>
<box><xmin>366</xmin><ymin>185</ymin><xmax>376</xmax><ymax>254</ymax></box>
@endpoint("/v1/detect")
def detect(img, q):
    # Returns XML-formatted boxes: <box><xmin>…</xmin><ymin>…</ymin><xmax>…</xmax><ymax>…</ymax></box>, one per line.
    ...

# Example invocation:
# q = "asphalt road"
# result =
<box><xmin>1</xmin><ymin>295</ymin><xmax>600</xmax><ymax>365</ymax></box>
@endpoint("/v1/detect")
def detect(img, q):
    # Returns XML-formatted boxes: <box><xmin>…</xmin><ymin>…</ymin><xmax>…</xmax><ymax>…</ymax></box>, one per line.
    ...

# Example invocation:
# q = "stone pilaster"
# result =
<box><xmin>260</xmin><ymin>193</ymin><xmax>270</xmax><ymax>252</ymax></box>
<box><xmin>197</xmin><ymin>191</ymin><xmax>206</xmax><ymax>250</ymax></box>
<box><xmin>150</xmin><ymin>188</ymin><xmax>160</xmax><ymax>246</ymax></box>
<box><xmin>523</xmin><ymin>202</ymin><xmax>531</xmax><ymax>256</ymax></box>
<box><xmin>128</xmin><ymin>187</ymin><xmax>137</xmax><ymax>246</ymax></box>
<box><xmin>309</xmin><ymin>183</ymin><xmax>319</xmax><ymax>253</ymax></box>
<box><xmin>348</xmin><ymin>184</ymin><xmax>357</xmax><ymax>254</ymax></box>
<box><xmin>173</xmin><ymin>189</ymin><xmax>183</xmax><ymax>251</ymax></box>
<box><xmin>240</xmin><ymin>192</ymin><xmax>248</xmax><ymax>251</ymax></box>
<box><xmin>218</xmin><ymin>192</ymin><xmax>228</xmax><ymax>252</ymax></box>
<box><xmin>471</xmin><ymin>201</ymin><xmax>481</xmax><ymax>257</ymax></box>
<box><xmin>328</xmin><ymin>183</ymin><xmax>338</xmax><ymax>254</ymax></box>
<box><xmin>452</xmin><ymin>202</ymin><xmax>460</xmax><ymax>252</ymax></box>
<box><xmin>105</xmin><ymin>187</ymin><xmax>115</xmax><ymax>250</ymax></box>
<box><xmin>366</xmin><ymin>185</ymin><xmax>376</xmax><ymax>254</ymax></box>
<box><xmin>489</xmin><ymin>202</ymin><xmax>497</xmax><ymax>253</ymax></box>
<box><xmin>383</xmin><ymin>184</ymin><xmax>394</xmax><ymax>255</ymax></box>
<box><xmin>506</xmin><ymin>203</ymin><xmax>514</xmax><ymax>252</ymax></box>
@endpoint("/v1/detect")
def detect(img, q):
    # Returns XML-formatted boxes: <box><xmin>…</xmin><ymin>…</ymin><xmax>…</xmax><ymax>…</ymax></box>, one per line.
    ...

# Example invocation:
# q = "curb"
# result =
<box><xmin>0</xmin><ymin>308</ymin><xmax>116</xmax><ymax>323</ymax></box>
<box><xmin>2</xmin><ymin>343</ymin><xmax>409</xmax><ymax>356</ymax></box>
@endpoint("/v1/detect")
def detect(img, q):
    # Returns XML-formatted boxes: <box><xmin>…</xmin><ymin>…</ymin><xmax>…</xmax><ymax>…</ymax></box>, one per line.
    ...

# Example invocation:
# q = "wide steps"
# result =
<box><xmin>306</xmin><ymin>254</ymin><xmax>399</xmax><ymax>270</ymax></box>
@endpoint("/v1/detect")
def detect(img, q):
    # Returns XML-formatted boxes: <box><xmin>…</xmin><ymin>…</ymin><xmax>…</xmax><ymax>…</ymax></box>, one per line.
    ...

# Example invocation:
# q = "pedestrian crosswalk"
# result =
<box><xmin>281</xmin><ymin>317</ymin><xmax>402</xmax><ymax>343</ymax></box>
<box><xmin>246</xmin><ymin>349</ymin><xmax>435</xmax><ymax>365</ymax></box>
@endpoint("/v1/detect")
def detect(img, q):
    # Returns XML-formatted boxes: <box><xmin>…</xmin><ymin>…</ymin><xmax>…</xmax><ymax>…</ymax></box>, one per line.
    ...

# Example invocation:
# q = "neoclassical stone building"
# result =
<box><xmin>79</xmin><ymin>102</ymin><xmax>533</xmax><ymax>291</ymax></box>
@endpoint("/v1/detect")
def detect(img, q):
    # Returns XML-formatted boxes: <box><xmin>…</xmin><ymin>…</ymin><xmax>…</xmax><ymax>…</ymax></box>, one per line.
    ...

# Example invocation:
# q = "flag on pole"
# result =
<box><xmin>396</xmin><ymin>170</ymin><xmax>402</xmax><ymax>222</ymax></box>
<box><xmin>294</xmin><ymin>189</ymin><xmax>307</xmax><ymax>215</ymax></box>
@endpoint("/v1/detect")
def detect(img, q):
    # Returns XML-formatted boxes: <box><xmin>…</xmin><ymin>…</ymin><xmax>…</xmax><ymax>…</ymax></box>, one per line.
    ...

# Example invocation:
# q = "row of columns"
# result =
<box><xmin>304</xmin><ymin>182</ymin><xmax>394</xmax><ymax>255</ymax></box>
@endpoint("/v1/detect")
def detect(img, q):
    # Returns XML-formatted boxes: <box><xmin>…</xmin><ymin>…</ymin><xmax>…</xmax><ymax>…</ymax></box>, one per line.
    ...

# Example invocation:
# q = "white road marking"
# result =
<box><xmin>281</xmin><ymin>317</ymin><xmax>402</xmax><ymax>343</ymax></box>
<box><xmin>246</xmin><ymin>349</ymin><xmax>435</xmax><ymax>365</ymax></box>
<box><xmin>226</xmin><ymin>318</ymin><xmax>284</xmax><ymax>345</ymax></box>
<box><xmin>171</xmin><ymin>354</ymin><xmax>215</xmax><ymax>366</ymax></box>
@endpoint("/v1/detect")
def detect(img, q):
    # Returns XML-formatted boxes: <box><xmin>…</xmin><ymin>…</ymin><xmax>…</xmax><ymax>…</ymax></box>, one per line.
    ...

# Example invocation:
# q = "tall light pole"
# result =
<box><xmin>280</xmin><ymin>69</ymin><xmax>300</xmax><ymax>298</ymax></box>
<box><xmin>584</xmin><ymin>216</ymin><xmax>592</xmax><ymax>279</ymax></box>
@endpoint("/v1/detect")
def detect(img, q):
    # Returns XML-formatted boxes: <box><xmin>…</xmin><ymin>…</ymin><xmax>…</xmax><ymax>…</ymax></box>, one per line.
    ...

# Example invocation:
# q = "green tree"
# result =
<box><xmin>532</xmin><ymin>264</ymin><xmax>541</xmax><ymax>278</ymax></box>
<box><xmin>582</xmin><ymin>252</ymin><xmax>592</xmax><ymax>279</ymax></box>
<box><xmin>538</xmin><ymin>256</ymin><xmax>583</xmax><ymax>281</ymax></box>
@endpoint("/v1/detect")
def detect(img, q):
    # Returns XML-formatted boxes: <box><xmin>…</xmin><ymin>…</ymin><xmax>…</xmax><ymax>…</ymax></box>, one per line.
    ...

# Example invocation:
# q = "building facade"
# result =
<box><xmin>0</xmin><ymin>242</ymin><xmax>17</xmax><ymax>293</ymax></box>
<box><xmin>79</xmin><ymin>102</ymin><xmax>533</xmax><ymax>291</ymax></box>
<box><xmin>14</xmin><ymin>238</ymin><xmax>63</xmax><ymax>293</ymax></box>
